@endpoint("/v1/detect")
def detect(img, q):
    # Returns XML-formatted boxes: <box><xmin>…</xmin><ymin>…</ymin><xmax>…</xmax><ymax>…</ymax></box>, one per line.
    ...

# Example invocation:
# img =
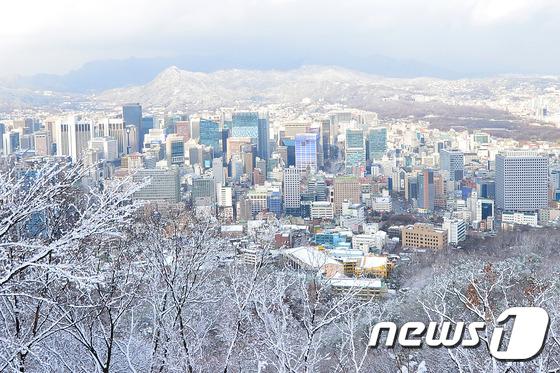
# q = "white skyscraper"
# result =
<box><xmin>97</xmin><ymin>118</ymin><xmax>128</xmax><ymax>156</ymax></box>
<box><xmin>495</xmin><ymin>151</ymin><xmax>548</xmax><ymax>212</ymax></box>
<box><xmin>212</xmin><ymin>157</ymin><xmax>225</xmax><ymax>186</ymax></box>
<box><xmin>2</xmin><ymin>131</ymin><xmax>20</xmax><ymax>155</ymax></box>
<box><xmin>217</xmin><ymin>185</ymin><xmax>233</xmax><ymax>207</ymax></box>
<box><xmin>283</xmin><ymin>166</ymin><xmax>301</xmax><ymax>216</ymax></box>
<box><xmin>55</xmin><ymin>116</ymin><xmax>92</xmax><ymax>161</ymax></box>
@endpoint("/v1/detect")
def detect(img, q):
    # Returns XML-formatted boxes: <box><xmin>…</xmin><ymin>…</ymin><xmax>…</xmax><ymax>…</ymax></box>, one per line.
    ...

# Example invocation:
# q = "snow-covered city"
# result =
<box><xmin>2</xmin><ymin>1</ymin><xmax>560</xmax><ymax>372</ymax></box>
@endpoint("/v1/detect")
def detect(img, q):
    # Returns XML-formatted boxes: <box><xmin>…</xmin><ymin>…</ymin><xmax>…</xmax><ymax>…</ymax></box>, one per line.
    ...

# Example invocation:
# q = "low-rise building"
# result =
<box><xmin>501</xmin><ymin>211</ymin><xmax>538</xmax><ymax>227</ymax></box>
<box><xmin>310</xmin><ymin>201</ymin><xmax>334</xmax><ymax>220</ymax></box>
<box><xmin>402</xmin><ymin>223</ymin><xmax>448</xmax><ymax>249</ymax></box>
<box><xmin>329</xmin><ymin>277</ymin><xmax>387</xmax><ymax>299</ymax></box>
<box><xmin>281</xmin><ymin>246</ymin><xmax>339</xmax><ymax>275</ymax></box>
<box><xmin>371</xmin><ymin>196</ymin><xmax>392</xmax><ymax>212</ymax></box>
<box><xmin>352</xmin><ymin>231</ymin><xmax>387</xmax><ymax>254</ymax></box>
<box><xmin>340</xmin><ymin>202</ymin><xmax>365</xmax><ymax>231</ymax></box>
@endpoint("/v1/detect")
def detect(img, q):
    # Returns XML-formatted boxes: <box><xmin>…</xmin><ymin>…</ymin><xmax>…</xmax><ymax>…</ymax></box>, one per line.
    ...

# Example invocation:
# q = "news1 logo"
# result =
<box><xmin>369</xmin><ymin>307</ymin><xmax>550</xmax><ymax>361</ymax></box>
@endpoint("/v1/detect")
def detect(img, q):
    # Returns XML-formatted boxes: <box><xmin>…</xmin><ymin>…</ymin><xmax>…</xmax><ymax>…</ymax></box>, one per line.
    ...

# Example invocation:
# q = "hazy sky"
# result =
<box><xmin>2</xmin><ymin>0</ymin><xmax>560</xmax><ymax>76</ymax></box>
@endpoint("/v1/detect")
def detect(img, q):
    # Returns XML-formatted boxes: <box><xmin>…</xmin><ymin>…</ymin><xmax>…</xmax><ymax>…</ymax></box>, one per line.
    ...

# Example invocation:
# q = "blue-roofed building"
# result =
<box><xmin>313</xmin><ymin>232</ymin><xmax>345</xmax><ymax>248</ymax></box>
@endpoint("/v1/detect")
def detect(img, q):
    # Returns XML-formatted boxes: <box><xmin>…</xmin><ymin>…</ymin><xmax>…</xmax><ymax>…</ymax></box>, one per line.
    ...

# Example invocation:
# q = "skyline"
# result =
<box><xmin>2</xmin><ymin>0</ymin><xmax>560</xmax><ymax>79</ymax></box>
<box><xmin>3</xmin><ymin>2</ymin><xmax>560</xmax><ymax>371</ymax></box>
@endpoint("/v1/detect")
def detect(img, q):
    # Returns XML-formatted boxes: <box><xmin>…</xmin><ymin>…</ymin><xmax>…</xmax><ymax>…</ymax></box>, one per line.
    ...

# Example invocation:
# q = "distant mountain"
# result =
<box><xmin>95</xmin><ymin>65</ymin><xmax>409</xmax><ymax>110</ymax></box>
<box><xmin>12</xmin><ymin>57</ymin><xmax>176</xmax><ymax>93</ymax></box>
<box><xmin>0</xmin><ymin>86</ymin><xmax>82</xmax><ymax>112</ymax></box>
<box><xmin>8</xmin><ymin>54</ymin><xmax>457</xmax><ymax>93</ymax></box>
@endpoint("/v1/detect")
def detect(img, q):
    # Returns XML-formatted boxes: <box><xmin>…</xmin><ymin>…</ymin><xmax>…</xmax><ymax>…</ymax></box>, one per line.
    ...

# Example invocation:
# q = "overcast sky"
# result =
<box><xmin>1</xmin><ymin>0</ymin><xmax>560</xmax><ymax>77</ymax></box>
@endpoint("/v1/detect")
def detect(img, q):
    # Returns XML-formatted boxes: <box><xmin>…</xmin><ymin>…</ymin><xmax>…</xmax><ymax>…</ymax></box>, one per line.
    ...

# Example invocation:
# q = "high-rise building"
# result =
<box><xmin>283</xmin><ymin>121</ymin><xmax>311</xmax><ymax>138</ymax></box>
<box><xmin>320</xmin><ymin>119</ymin><xmax>331</xmax><ymax>161</ymax></box>
<box><xmin>405</xmin><ymin>174</ymin><xmax>418</xmax><ymax>201</ymax></box>
<box><xmin>433</xmin><ymin>172</ymin><xmax>446</xmax><ymax>208</ymax></box>
<box><xmin>295</xmin><ymin>133</ymin><xmax>320</xmax><ymax>173</ymax></box>
<box><xmin>241</xmin><ymin>143</ymin><xmax>256</xmax><ymax>176</ymax></box>
<box><xmin>253</xmin><ymin>168</ymin><xmax>265</xmax><ymax>186</ymax></box>
<box><xmin>440</xmin><ymin>149</ymin><xmax>464</xmax><ymax>182</ymax></box>
<box><xmin>166</xmin><ymin>134</ymin><xmax>185</xmax><ymax>165</ymax></box>
<box><xmin>476</xmin><ymin>177</ymin><xmax>496</xmax><ymax>199</ymax></box>
<box><xmin>133</xmin><ymin>168</ymin><xmax>180</xmax><ymax>203</ymax></box>
<box><xmin>256</xmin><ymin>158</ymin><xmax>267</xmax><ymax>180</ymax></box>
<box><xmin>175</xmin><ymin>121</ymin><xmax>191</xmax><ymax>141</ymax></box>
<box><xmin>442</xmin><ymin>218</ymin><xmax>466</xmax><ymax>245</ymax></box>
<box><xmin>333</xmin><ymin>176</ymin><xmax>361</xmax><ymax>215</ymax></box>
<box><xmin>212</xmin><ymin>157</ymin><xmax>225</xmax><ymax>186</ymax></box>
<box><xmin>140</xmin><ymin>116</ymin><xmax>154</xmax><ymax>146</ymax></box>
<box><xmin>247</xmin><ymin>186</ymin><xmax>269</xmax><ymax>217</ymax></box>
<box><xmin>221</xmin><ymin>128</ymin><xmax>230</xmax><ymax>156</ymax></box>
<box><xmin>368</xmin><ymin>128</ymin><xmax>387</xmax><ymax>161</ymax></box>
<box><xmin>345</xmin><ymin>129</ymin><xmax>366</xmax><ymax>168</ymax></box>
<box><xmin>0</xmin><ymin>123</ymin><xmax>4</xmax><ymax>152</ymax></box>
<box><xmin>2</xmin><ymin>131</ymin><xmax>20</xmax><ymax>155</ymax></box>
<box><xmin>189</xmin><ymin>118</ymin><xmax>201</xmax><ymax>140</ymax></box>
<box><xmin>54</xmin><ymin>116</ymin><xmax>92</xmax><ymax>161</ymax></box>
<box><xmin>122</xmin><ymin>103</ymin><xmax>142</xmax><ymax>151</ymax></box>
<box><xmin>19</xmin><ymin>133</ymin><xmax>34</xmax><ymax>151</ymax></box>
<box><xmin>192</xmin><ymin>177</ymin><xmax>216</xmax><ymax>204</ymax></box>
<box><xmin>257</xmin><ymin>113</ymin><xmax>269</xmax><ymax>160</ymax></box>
<box><xmin>96</xmin><ymin>118</ymin><xmax>127</xmax><ymax>156</ymax></box>
<box><xmin>199</xmin><ymin>119</ymin><xmax>221</xmax><ymax>155</ymax></box>
<box><xmin>232</xmin><ymin>111</ymin><xmax>259</xmax><ymax>139</ymax></box>
<box><xmin>230</xmin><ymin>155</ymin><xmax>244</xmax><ymax>181</ymax></box>
<box><xmin>307</xmin><ymin>175</ymin><xmax>327</xmax><ymax>201</ymax></box>
<box><xmin>267</xmin><ymin>190</ymin><xmax>282</xmax><ymax>217</ymax></box>
<box><xmin>187</xmin><ymin>144</ymin><xmax>213</xmax><ymax>169</ymax></box>
<box><xmin>53</xmin><ymin>120</ymin><xmax>70</xmax><ymax>156</ymax></box>
<box><xmin>476</xmin><ymin>198</ymin><xmax>494</xmax><ymax>222</ymax></box>
<box><xmin>226</xmin><ymin>137</ymin><xmax>252</xmax><ymax>162</ymax></box>
<box><xmin>495</xmin><ymin>151</ymin><xmax>548</xmax><ymax>211</ymax></box>
<box><xmin>281</xmin><ymin>139</ymin><xmax>296</xmax><ymax>167</ymax></box>
<box><xmin>12</xmin><ymin>118</ymin><xmax>33</xmax><ymax>134</ymax></box>
<box><xmin>417</xmin><ymin>169</ymin><xmax>435</xmax><ymax>211</ymax></box>
<box><xmin>89</xmin><ymin>137</ymin><xmax>118</xmax><ymax>162</ymax></box>
<box><xmin>34</xmin><ymin>131</ymin><xmax>52</xmax><ymax>156</ymax></box>
<box><xmin>283</xmin><ymin>166</ymin><xmax>301</xmax><ymax>216</ymax></box>
<box><xmin>217</xmin><ymin>185</ymin><xmax>233</xmax><ymax>207</ymax></box>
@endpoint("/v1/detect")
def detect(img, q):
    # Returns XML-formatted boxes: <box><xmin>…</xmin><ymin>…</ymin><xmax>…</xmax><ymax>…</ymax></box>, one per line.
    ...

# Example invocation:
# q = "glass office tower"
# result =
<box><xmin>295</xmin><ymin>133</ymin><xmax>319</xmax><ymax>173</ymax></box>
<box><xmin>368</xmin><ymin>127</ymin><xmax>387</xmax><ymax>161</ymax></box>
<box><xmin>232</xmin><ymin>111</ymin><xmax>259</xmax><ymax>139</ymax></box>
<box><xmin>122</xmin><ymin>103</ymin><xmax>142</xmax><ymax>151</ymax></box>
<box><xmin>199</xmin><ymin>119</ymin><xmax>221</xmax><ymax>155</ymax></box>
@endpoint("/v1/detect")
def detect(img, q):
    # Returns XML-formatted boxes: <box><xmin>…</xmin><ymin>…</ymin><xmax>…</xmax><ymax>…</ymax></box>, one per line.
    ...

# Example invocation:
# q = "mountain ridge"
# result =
<box><xmin>3</xmin><ymin>53</ymin><xmax>458</xmax><ymax>93</ymax></box>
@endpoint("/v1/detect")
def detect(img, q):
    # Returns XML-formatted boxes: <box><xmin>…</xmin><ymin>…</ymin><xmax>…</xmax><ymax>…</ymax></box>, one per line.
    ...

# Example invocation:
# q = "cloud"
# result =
<box><xmin>0</xmin><ymin>0</ymin><xmax>559</xmax><ymax>76</ymax></box>
<box><xmin>469</xmin><ymin>0</ymin><xmax>559</xmax><ymax>25</ymax></box>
